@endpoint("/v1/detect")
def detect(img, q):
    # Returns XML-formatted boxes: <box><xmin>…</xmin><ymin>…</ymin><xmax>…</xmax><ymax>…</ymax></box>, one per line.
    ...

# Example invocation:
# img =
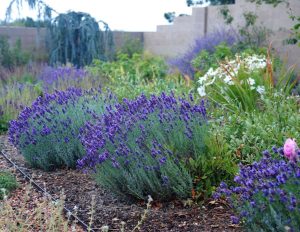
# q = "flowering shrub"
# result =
<box><xmin>88</xmin><ymin>52</ymin><xmax>167</xmax><ymax>83</ymax></box>
<box><xmin>9</xmin><ymin>87</ymin><xmax>116</xmax><ymax>170</ymax></box>
<box><xmin>79</xmin><ymin>93</ymin><xmax>208</xmax><ymax>201</ymax></box>
<box><xmin>169</xmin><ymin>30</ymin><xmax>237</xmax><ymax>78</ymax></box>
<box><xmin>87</xmin><ymin>53</ymin><xmax>186</xmax><ymax>100</ymax></box>
<box><xmin>191</xmin><ymin>42</ymin><xmax>234</xmax><ymax>78</ymax></box>
<box><xmin>0</xmin><ymin>82</ymin><xmax>42</xmax><ymax>132</ymax></box>
<box><xmin>214</xmin><ymin>145</ymin><xmax>300</xmax><ymax>231</ymax></box>
<box><xmin>197</xmin><ymin>53</ymin><xmax>269</xmax><ymax>112</ymax></box>
<box><xmin>38</xmin><ymin>66</ymin><xmax>101</xmax><ymax>92</ymax></box>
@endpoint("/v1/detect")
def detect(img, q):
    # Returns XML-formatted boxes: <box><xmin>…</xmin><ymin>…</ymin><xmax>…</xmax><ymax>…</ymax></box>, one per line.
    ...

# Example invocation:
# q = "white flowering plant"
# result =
<box><xmin>197</xmin><ymin>53</ymin><xmax>272</xmax><ymax>112</ymax></box>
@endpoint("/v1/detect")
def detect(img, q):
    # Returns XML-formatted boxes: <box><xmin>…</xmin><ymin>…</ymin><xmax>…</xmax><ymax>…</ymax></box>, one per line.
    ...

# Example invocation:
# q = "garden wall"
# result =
<box><xmin>144</xmin><ymin>0</ymin><xmax>300</xmax><ymax>70</ymax></box>
<box><xmin>0</xmin><ymin>26</ymin><xmax>47</xmax><ymax>58</ymax></box>
<box><xmin>0</xmin><ymin>27</ymin><xmax>144</xmax><ymax>59</ymax></box>
<box><xmin>0</xmin><ymin>0</ymin><xmax>299</xmax><ymax>69</ymax></box>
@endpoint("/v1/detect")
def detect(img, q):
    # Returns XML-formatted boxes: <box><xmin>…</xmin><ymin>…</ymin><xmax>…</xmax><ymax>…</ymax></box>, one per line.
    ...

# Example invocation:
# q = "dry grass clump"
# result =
<box><xmin>0</xmin><ymin>181</ymin><xmax>84</xmax><ymax>232</ymax></box>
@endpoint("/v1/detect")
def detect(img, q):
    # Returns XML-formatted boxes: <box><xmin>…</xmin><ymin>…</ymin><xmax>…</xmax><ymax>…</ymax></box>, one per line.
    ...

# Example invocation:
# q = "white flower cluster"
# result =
<box><xmin>197</xmin><ymin>54</ymin><xmax>268</xmax><ymax>97</ymax></box>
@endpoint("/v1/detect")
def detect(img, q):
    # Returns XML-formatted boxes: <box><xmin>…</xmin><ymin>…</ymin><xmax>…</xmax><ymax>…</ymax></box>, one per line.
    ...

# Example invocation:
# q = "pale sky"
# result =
<box><xmin>0</xmin><ymin>0</ymin><xmax>199</xmax><ymax>31</ymax></box>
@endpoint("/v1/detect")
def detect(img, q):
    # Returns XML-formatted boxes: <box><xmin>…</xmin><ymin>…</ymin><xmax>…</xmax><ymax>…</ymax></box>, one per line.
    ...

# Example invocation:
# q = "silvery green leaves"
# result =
<box><xmin>79</xmin><ymin>93</ymin><xmax>208</xmax><ymax>201</ymax></box>
<box><xmin>9</xmin><ymin>87</ymin><xmax>116</xmax><ymax>171</ymax></box>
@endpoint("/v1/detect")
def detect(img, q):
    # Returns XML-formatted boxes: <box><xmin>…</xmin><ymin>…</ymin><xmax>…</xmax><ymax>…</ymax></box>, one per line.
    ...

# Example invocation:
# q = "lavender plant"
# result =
<box><xmin>214</xmin><ymin>145</ymin><xmax>300</xmax><ymax>231</ymax></box>
<box><xmin>79</xmin><ymin>93</ymin><xmax>207</xmax><ymax>201</ymax></box>
<box><xmin>38</xmin><ymin>66</ymin><xmax>102</xmax><ymax>92</ymax></box>
<box><xmin>0</xmin><ymin>64</ymin><xmax>45</xmax><ymax>132</ymax></box>
<box><xmin>168</xmin><ymin>29</ymin><xmax>238</xmax><ymax>78</ymax></box>
<box><xmin>9</xmin><ymin>87</ymin><xmax>116</xmax><ymax>170</ymax></box>
<box><xmin>0</xmin><ymin>82</ymin><xmax>42</xmax><ymax>132</ymax></box>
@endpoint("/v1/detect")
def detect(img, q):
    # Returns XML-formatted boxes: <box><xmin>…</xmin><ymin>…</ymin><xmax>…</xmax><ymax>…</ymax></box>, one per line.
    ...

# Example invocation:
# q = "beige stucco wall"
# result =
<box><xmin>0</xmin><ymin>26</ymin><xmax>47</xmax><ymax>56</ymax></box>
<box><xmin>0</xmin><ymin>0</ymin><xmax>299</xmax><ymax>69</ymax></box>
<box><xmin>144</xmin><ymin>0</ymin><xmax>300</xmax><ymax>70</ymax></box>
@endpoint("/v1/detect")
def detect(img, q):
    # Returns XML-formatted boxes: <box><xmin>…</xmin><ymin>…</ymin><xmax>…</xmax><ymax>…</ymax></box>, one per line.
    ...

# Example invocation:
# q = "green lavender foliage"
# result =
<box><xmin>94</xmin><ymin>156</ymin><xmax>193</xmax><ymax>201</ymax></box>
<box><xmin>94</xmin><ymin>112</ymin><xmax>206</xmax><ymax>201</ymax></box>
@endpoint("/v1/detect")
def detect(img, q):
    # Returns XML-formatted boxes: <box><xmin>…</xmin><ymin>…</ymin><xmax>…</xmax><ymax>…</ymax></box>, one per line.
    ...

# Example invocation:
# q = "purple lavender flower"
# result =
<box><xmin>215</xmin><ymin>147</ymin><xmax>300</xmax><ymax>230</ymax></box>
<box><xmin>8</xmin><ymin>87</ymin><xmax>115</xmax><ymax>170</ymax></box>
<box><xmin>168</xmin><ymin>29</ymin><xmax>238</xmax><ymax>78</ymax></box>
<box><xmin>78</xmin><ymin>93</ymin><xmax>207</xmax><ymax>201</ymax></box>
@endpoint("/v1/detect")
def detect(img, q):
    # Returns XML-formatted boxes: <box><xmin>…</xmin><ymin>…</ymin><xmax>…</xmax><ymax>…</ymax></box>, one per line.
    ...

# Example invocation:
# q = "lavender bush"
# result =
<box><xmin>79</xmin><ymin>93</ymin><xmax>207</xmax><ymax>201</ymax></box>
<box><xmin>38</xmin><ymin>66</ymin><xmax>102</xmax><ymax>92</ymax></box>
<box><xmin>9</xmin><ymin>87</ymin><xmax>116</xmax><ymax>170</ymax></box>
<box><xmin>214</xmin><ymin>145</ymin><xmax>300</xmax><ymax>231</ymax></box>
<box><xmin>169</xmin><ymin>29</ymin><xmax>238</xmax><ymax>78</ymax></box>
<box><xmin>0</xmin><ymin>82</ymin><xmax>42</xmax><ymax>132</ymax></box>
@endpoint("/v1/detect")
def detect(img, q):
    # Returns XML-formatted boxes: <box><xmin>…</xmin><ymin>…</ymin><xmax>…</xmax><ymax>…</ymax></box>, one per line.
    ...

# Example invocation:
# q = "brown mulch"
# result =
<box><xmin>0</xmin><ymin>135</ymin><xmax>242</xmax><ymax>232</ymax></box>
<box><xmin>0</xmin><ymin>146</ymin><xmax>84</xmax><ymax>232</ymax></box>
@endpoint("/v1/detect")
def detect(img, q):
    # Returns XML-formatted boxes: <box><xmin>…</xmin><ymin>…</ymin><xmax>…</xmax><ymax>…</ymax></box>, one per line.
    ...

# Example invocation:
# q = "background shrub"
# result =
<box><xmin>0</xmin><ymin>36</ymin><xmax>30</xmax><ymax>70</ymax></box>
<box><xmin>9</xmin><ymin>87</ymin><xmax>116</xmax><ymax>170</ymax></box>
<box><xmin>0</xmin><ymin>82</ymin><xmax>42</xmax><ymax>133</ymax></box>
<box><xmin>0</xmin><ymin>64</ymin><xmax>45</xmax><ymax>133</ymax></box>
<box><xmin>79</xmin><ymin>93</ymin><xmax>208</xmax><ymax>201</ymax></box>
<box><xmin>116</xmin><ymin>36</ymin><xmax>143</xmax><ymax>58</ymax></box>
<box><xmin>168</xmin><ymin>29</ymin><xmax>238</xmax><ymax>79</ymax></box>
<box><xmin>89</xmin><ymin>52</ymin><xmax>167</xmax><ymax>83</ymax></box>
<box><xmin>38</xmin><ymin>65</ymin><xmax>102</xmax><ymax>92</ymax></box>
<box><xmin>87</xmin><ymin>52</ymin><xmax>191</xmax><ymax>100</ymax></box>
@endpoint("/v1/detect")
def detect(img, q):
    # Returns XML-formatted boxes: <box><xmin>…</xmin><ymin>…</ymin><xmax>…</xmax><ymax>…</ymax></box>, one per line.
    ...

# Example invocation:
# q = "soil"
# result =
<box><xmin>0</xmin><ymin>135</ymin><xmax>242</xmax><ymax>232</ymax></box>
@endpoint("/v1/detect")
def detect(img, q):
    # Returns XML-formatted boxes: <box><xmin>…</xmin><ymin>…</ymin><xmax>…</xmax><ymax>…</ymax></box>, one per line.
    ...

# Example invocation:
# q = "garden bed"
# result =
<box><xmin>0</xmin><ymin>134</ymin><xmax>241</xmax><ymax>231</ymax></box>
<box><xmin>0</xmin><ymin>140</ymin><xmax>85</xmax><ymax>232</ymax></box>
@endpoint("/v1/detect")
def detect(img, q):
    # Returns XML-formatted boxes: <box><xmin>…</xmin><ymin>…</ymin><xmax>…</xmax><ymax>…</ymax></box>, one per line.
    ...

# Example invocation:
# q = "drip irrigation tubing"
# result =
<box><xmin>0</xmin><ymin>148</ymin><xmax>94</xmax><ymax>232</ymax></box>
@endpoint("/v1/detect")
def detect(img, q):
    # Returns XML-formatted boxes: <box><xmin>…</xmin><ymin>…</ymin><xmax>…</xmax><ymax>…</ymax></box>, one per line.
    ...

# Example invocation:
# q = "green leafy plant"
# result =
<box><xmin>220</xmin><ymin>6</ymin><xmax>234</xmax><ymax>25</ymax></box>
<box><xmin>191</xmin><ymin>42</ymin><xmax>234</xmax><ymax>77</ymax></box>
<box><xmin>217</xmin><ymin>93</ymin><xmax>300</xmax><ymax>163</ymax></box>
<box><xmin>0</xmin><ymin>171</ymin><xmax>18</xmax><ymax>200</ymax></box>
<box><xmin>88</xmin><ymin>52</ymin><xmax>191</xmax><ymax>100</ymax></box>
<box><xmin>0</xmin><ymin>36</ymin><xmax>30</xmax><ymax>70</ymax></box>
<box><xmin>117</xmin><ymin>36</ymin><xmax>143</xmax><ymax>58</ymax></box>
<box><xmin>188</xmin><ymin>131</ymin><xmax>237</xmax><ymax>200</ymax></box>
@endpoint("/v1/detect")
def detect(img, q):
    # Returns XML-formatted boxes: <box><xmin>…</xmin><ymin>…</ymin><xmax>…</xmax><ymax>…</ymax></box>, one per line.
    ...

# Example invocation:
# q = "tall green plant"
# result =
<box><xmin>0</xmin><ymin>36</ymin><xmax>30</xmax><ymax>69</ymax></box>
<box><xmin>47</xmin><ymin>12</ymin><xmax>114</xmax><ymax>67</ymax></box>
